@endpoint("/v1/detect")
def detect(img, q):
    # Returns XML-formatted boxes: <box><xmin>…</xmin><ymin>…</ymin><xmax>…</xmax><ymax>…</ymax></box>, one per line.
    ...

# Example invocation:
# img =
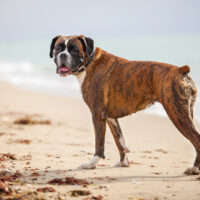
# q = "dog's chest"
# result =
<box><xmin>76</xmin><ymin>71</ymin><xmax>86</xmax><ymax>89</ymax></box>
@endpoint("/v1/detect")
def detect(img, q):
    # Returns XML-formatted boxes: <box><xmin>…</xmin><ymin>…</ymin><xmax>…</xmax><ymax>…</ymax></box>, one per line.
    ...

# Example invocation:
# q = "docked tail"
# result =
<box><xmin>179</xmin><ymin>65</ymin><xmax>190</xmax><ymax>75</ymax></box>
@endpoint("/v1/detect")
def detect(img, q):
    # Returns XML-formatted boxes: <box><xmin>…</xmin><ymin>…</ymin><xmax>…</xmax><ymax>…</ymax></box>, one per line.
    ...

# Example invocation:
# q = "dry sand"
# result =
<box><xmin>0</xmin><ymin>81</ymin><xmax>200</xmax><ymax>200</ymax></box>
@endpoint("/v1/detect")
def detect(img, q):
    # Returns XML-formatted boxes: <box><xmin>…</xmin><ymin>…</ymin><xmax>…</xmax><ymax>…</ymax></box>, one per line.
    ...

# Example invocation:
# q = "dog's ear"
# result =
<box><xmin>78</xmin><ymin>35</ymin><xmax>94</xmax><ymax>57</ymax></box>
<box><xmin>49</xmin><ymin>36</ymin><xmax>60</xmax><ymax>58</ymax></box>
<box><xmin>85</xmin><ymin>37</ymin><xmax>94</xmax><ymax>56</ymax></box>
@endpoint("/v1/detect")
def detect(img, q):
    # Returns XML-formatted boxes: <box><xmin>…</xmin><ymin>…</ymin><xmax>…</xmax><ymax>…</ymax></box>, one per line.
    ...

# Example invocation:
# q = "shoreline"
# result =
<box><xmin>0</xmin><ymin>80</ymin><xmax>200</xmax><ymax>200</ymax></box>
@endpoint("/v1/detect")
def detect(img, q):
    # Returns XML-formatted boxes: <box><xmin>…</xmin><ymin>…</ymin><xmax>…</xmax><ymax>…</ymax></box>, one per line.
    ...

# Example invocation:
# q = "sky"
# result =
<box><xmin>0</xmin><ymin>0</ymin><xmax>200</xmax><ymax>40</ymax></box>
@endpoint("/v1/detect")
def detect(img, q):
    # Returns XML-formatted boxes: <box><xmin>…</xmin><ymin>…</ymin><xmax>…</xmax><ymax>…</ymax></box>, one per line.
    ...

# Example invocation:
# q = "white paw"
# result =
<box><xmin>79</xmin><ymin>162</ymin><xmax>96</xmax><ymax>169</ymax></box>
<box><xmin>114</xmin><ymin>157</ymin><xmax>130</xmax><ymax>167</ymax></box>
<box><xmin>184</xmin><ymin>166</ymin><xmax>200</xmax><ymax>175</ymax></box>
<box><xmin>79</xmin><ymin>156</ymin><xmax>100</xmax><ymax>169</ymax></box>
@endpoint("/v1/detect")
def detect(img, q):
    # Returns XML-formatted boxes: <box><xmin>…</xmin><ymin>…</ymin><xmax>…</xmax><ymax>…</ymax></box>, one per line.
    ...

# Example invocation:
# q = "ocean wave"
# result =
<box><xmin>0</xmin><ymin>60</ymin><xmax>80</xmax><ymax>96</ymax></box>
<box><xmin>0</xmin><ymin>61</ymin><xmax>34</xmax><ymax>73</ymax></box>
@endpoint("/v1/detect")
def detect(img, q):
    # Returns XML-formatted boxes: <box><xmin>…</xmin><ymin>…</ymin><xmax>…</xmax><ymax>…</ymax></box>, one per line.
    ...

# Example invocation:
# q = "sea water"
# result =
<box><xmin>0</xmin><ymin>35</ymin><xmax>199</xmax><ymax>119</ymax></box>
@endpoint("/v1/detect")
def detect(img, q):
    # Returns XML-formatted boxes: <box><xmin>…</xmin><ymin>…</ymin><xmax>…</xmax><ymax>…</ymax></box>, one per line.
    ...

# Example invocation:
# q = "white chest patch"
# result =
<box><xmin>76</xmin><ymin>70</ymin><xmax>86</xmax><ymax>88</ymax></box>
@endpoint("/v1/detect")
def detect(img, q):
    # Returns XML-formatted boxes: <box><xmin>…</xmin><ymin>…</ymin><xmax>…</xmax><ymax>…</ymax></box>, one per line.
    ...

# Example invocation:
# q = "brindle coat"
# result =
<box><xmin>83</xmin><ymin>47</ymin><xmax>199</xmax><ymax>169</ymax></box>
<box><xmin>50</xmin><ymin>36</ymin><xmax>200</xmax><ymax>174</ymax></box>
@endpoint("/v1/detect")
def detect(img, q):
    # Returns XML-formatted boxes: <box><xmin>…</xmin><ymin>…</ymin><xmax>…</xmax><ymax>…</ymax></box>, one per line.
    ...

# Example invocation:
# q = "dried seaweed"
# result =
<box><xmin>68</xmin><ymin>189</ymin><xmax>91</xmax><ymax>197</ymax></box>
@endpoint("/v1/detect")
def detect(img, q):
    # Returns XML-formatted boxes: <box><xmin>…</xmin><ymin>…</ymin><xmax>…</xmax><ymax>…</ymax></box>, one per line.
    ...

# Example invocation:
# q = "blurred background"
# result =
<box><xmin>0</xmin><ymin>0</ymin><xmax>200</xmax><ymax>118</ymax></box>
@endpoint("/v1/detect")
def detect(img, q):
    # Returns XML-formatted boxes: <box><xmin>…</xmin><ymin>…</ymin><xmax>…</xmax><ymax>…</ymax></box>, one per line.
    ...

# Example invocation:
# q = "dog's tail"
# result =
<box><xmin>178</xmin><ymin>65</ymin><xmax>190</xmax><ymax>75</ymax></box>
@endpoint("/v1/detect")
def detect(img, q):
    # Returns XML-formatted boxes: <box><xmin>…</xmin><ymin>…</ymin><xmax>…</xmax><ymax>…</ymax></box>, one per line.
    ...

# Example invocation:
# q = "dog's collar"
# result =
<box><xmin>75</xmin><ymin>49</ymin><xmax>96</xmax><ymax>73</ymax></box>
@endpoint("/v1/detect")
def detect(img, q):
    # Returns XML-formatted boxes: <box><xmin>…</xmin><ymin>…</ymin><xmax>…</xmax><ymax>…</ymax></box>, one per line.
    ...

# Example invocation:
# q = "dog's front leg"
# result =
<box><xmin>107</xmin><ymin>118</ymin><xmax>130</xmax><ymax>167</ymax></box>
<box><xmin>79</xmin><ymin>114</ymin><xmax>106</xmax><ymax>169</ymax></box>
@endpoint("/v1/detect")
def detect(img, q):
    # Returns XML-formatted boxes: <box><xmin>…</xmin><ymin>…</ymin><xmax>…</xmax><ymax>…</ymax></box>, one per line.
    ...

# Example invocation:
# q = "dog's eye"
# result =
<box><xmin>71</xmin><ymin>48</ymin><xmax>78</xmax><ymax>55</ymax></box>
<box><xmin>55</xmin><ymin>43</ymin><xmax>65</xmax><ymax>52</ymax></box>
<box><xmin>55</xmin><ymin>46</ymin><xmax>62</xmax><ymax>52</ymax></box>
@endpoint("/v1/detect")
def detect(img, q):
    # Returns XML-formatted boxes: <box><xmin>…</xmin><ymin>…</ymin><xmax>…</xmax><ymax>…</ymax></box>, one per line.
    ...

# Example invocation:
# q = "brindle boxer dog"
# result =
<box><xmin>50</xmin><ymin>35</ymin><xmax>200</xmax><ymax>175</ymax></box>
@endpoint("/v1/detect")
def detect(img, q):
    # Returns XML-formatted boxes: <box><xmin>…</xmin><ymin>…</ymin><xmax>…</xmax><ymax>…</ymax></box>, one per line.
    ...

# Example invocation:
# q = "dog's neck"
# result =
<box><xmin>75</xmin><ymin>47</ymin><xmax>97</xmax><ymax>88</ymax></box>
<box><xmin>73</xmin><ymin>48</ymin><xmax>96</xmax><ymax>76</ymax></box>
<box><xmin>76</xmin><ymin>70</ymin><xmax>86</xmax><ymax>88</ymax></box>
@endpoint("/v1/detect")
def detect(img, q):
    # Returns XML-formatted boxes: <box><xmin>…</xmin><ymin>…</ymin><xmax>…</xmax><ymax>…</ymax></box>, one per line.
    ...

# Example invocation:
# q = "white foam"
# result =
<box><xmin>0</xmin><ymin>61</ymin><xmax>33</xmax><ymax>73</ymax></box>
<box><xmin>0</xmin><ymin>61</ymin><xmax>80</xmax><ymax>97</ymax></box>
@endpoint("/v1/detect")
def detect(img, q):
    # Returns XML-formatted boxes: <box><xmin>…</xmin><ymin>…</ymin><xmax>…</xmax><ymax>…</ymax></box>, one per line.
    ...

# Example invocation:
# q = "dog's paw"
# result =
<box><xmin>79</xmin><ymin>156</ymin><xmax>100</xmax><ymax>169</ymax></box>
<box><xmin>123</xmin><ymin>147</ymin><xmax>130</xmax><ymax>153</ymax></box>
<box><xmin>184</xmin><ymin>166</ymin><xmax>200</xmax><ymax>175</ymax></box>
<box><xmin>79</xmin><ymin>162</ymin><xmax>96</xmax><ymax>169</ymax></box>
<box><xmin>114</xmin><ymin>157</ymin><xmax>130</xmax><ymax>167</ymax></box>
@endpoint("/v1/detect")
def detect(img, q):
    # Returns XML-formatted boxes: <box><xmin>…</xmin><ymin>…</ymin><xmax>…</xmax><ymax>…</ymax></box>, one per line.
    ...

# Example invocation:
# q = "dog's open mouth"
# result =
<box><xmin>57</xmin><ymin>65</ymin><xmax>72</xmax><ymax>77</ymax></box>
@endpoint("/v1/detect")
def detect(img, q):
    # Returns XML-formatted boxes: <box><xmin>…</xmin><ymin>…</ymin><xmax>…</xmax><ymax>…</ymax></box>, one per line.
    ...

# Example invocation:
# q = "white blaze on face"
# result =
<box><xmin>64</xmin><ymin>39</ymin><xmax>69</xmax><ymax>46</ymax></box>
<box><xmin>57</xmin><ymin>39</ymin><xmax>72</xmax><ymax>67</ymax></box>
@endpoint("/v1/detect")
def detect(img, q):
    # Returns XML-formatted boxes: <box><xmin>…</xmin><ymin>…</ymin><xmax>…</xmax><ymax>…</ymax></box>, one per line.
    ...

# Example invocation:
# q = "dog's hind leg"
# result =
<box><xmin>190</xmin><ymin>94</ymin><xmax>196</xmax><ymax>119</ymax></box>
<box><xmin>161</xmin><ymin>78</ymin><xmax>200</xmax><ymax>174</ymax></box>
<box><xmin>163</xmin><ymin>103</ymin><xmax>200</xmax><ymax>174</ymax></box>
<box><xmin>107</xmin><ymin>118</ymin><xmax>130</xmax><ymax>167</ymax></box>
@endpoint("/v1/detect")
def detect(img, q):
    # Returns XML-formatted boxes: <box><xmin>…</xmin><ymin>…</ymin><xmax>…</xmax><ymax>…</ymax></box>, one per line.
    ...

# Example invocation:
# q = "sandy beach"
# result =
<box><xmin>0</xmin><ymin>81</ymin><xmax>200</xmax><ymax>200</ymax></box>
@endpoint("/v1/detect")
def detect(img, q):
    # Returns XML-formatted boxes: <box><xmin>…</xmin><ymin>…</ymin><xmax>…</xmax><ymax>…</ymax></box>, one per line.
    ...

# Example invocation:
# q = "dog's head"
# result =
<box><xmin>49</xmin><ymin>35</ymin><xmax>94</xmax><ymax>77</ymax></box>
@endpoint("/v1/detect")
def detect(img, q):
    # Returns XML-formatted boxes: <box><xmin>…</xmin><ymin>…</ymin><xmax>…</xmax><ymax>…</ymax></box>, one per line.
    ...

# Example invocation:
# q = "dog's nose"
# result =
<box><xmin>60</xmin><ymin>53</ymin><xmax>67</xmax><ymax>59</ymax></box>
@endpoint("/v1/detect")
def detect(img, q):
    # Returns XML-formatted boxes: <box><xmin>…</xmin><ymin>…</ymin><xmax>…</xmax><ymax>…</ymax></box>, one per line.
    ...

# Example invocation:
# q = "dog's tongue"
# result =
<box><xmin>58</xmin><ymin>67</ymin><xmax>69</xmax><ymax>73</ymax></box>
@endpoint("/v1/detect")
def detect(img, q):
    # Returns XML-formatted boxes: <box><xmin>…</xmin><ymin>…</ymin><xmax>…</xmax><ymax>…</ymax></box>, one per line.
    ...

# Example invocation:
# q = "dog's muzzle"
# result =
<box><xmin>57</xmin><ymin>65</ymin><xmax>73</xmax><ymax>76</ymax></box>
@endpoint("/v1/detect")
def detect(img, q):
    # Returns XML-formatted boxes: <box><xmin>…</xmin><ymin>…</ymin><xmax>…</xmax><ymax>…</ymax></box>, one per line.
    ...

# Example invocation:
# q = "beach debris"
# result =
<box><xmin>14</xmin><ymin>116</ymin><xmax>51</xmax><ymax>125</ymax></box>
<box><xmin>0</xmin><ymin>172</ymin><xmax>42</xmax><ymax>199</ymax></box>
<box><xmin>172</xmin><ymin>165</ymin><xmax>180</xmax><ymax>168</ymax></box>
<box><xmin>0</xmin><ymin>180</ymin><xmax>12</xmax><ymax>196</ymax></box>
<box><xmin>94</xmin><ymin>177</ymin><xmax>104</xmax><ymax>180</ymax></box>
<box><xmin>48</xmin><ymin>178</ymin><xmax>65</xmax><ymax>185</ymax></box>
<box><xmin>0</xmin><ymin>164</ymin><xmax>6</xmax><ymax>169</ymax></box>
<box><xmin>142</xmin><ymin>150</ymin><xmax>152</xmax><ymax>154</ymax></box>
<box><xmin>7</xmin><ymin>139</ymin><xmax>31</xmax><ymax>145</ymax></box>
<box><xmin>83</xmin><ymin>195</ymin><xmax>103</xmax><ymax>200</ymax></box>
<box><xmin>1</xmin><ymin>190</ymin><xmax>45</xmax><ymax>200</ymax></box>
<box><xmin>31</xmin><ymin>172</ymin><xmax>41</xmax><ymax>177</ymax></box>
<box><xmin>37</xmin><ymin>187</ymin><xmax>56</xmax><ymax>193</ymax></box>
<box><xmin>48</xmin><ymin>176</ymin><xmax>91</xmax><ymax>186</ymax></box>
<box><xmin>97</xmin><ymin>164</ymin><xmax>109</xmax><ymax>167</ymax></box>
<box><xmin>16</xmin><ymin>139</ymin><xmax>31</xmax><ymax>144</ymax></box>
<box><xmin>152</xmin><ymin>172</ymin><xmax>162</xmax><ymax>175</ymax></box>
<box><xmin>155</xmin><ymin>149</ymin><xmax>168</xmax><ymax>154</ymax></box>
<box><xmin>98</xmin><ymin>185</ymin><xmax>109</xmax><ymax>190</ymax></box>
<box><xmin>68</xmin><ymin>189</ymin><xmax>91</xmax><ymax>197</ymax></box>
<box><xmin>140</xmin><ymin>155</ymin><xmax>159</xmax><ymax>159</ymax></box>
<box><xmin>0</xmin><ymin>132</ymin><xmax>4</xmax><ymax>136</ymax></box>
<box><xmin>130</xmin><ymin>161</ymin><xmax>143</xmax><ymax>165</ymax></box>
<box><xmin>20</xmin><ymin>154</ymin><xmax>32</xmax><ymax>161</ymax></box>
<box><xmin>64</xmin><ymin>177</ymin><xmax>90</xmax><ymax>186</ymax></box>
<box><xmin>0</xmin><ymin>171</ymin><xmax>23</xmax><ymax>182</ymax></box>
<box><xmin>105</xmin><ymin>176</ymin><xmax>117</xmax><ymax>181</ymax></box>
<box><xmin>0</xmin><ymin>153</ymin><xmax>17</xmax><ymax>161</ymax></box>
